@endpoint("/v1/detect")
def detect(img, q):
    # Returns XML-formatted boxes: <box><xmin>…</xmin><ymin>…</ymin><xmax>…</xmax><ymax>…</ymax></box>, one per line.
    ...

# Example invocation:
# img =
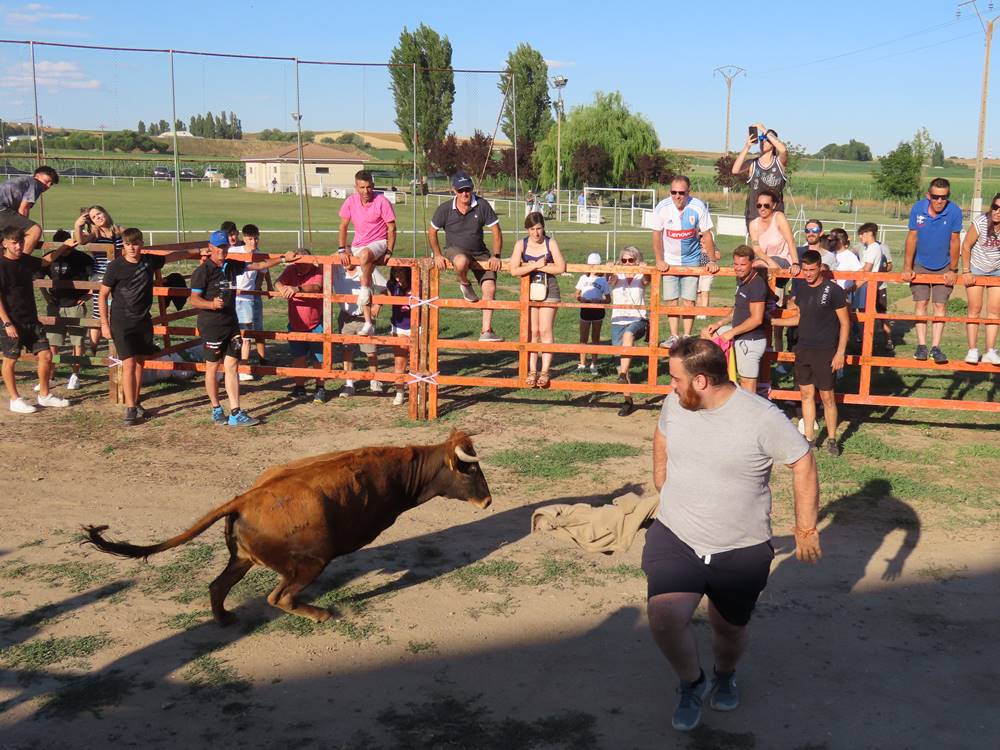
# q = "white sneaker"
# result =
<box><xmin>459</xmin><ymin>282</ymin><xmax>479</xmax><ymax>303</ymax></box>
<box><xmin>392</xmin><ymin>390</ymin><xmax>405</xmax><ymax>406</ymax></box>
<box><xmin>359</xmin><ymin>321</ymin><xmax>375</xmax><ymax>337</ymax></box>
<box><xmin>370</xmin><ymin>379</ymin><xmax>384</xmax><ymax>393</ymax></box>
<box><xmin>576</xmin><ymin>363</ymin><xmax>587</xmax><ymax>371</ymax></box>
<box><xmin>589</xmin><ymin>363</ymin><xmax>598</xmax><ymax>374</ymax></box>
<box><xmin>238</xmin><ymin>372</ymin><xmax>254</xmax><ymax>382</ymax></box>
<box><xmin>964</xmin><ymin>348</ymin><xmax>981</xmax><ymax>364</ymax></box>
<box><xmin>9</xmin><ymin>398</ymin><xmax>37</xmax><ymax>414</ymax></box>
<box><xmin>36</xmin><ymin>393</ymin><xmax>69</xmax><ymax>408</ymax></box>
<box><xmin>357</xmin><ymin>286</ymin><xmax>373</xmax><ymax>306</ymax></box>
<box><xmin>695</xmin><ymin>315</ymin><xmax>707</xmax><ymax>321</ymax></box>
<box><xmin>66</xmin><ymin>373</ymin><xmax>81</xmax><ymax>390</ymax></box>
<box><xmin>984</xmin><ymin>348</ymin><xmax>1000</xmax><ymax>365</ymax></box>
<box><xmin>797</xmin><ymin>418</ymin><xmax>819</xmax><ymax>436</ymax></box>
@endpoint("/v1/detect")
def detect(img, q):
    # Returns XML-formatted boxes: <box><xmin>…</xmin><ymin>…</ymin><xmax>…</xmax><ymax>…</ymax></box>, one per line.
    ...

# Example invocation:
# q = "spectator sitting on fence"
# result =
<box><xmin>387</xmin><ymin>265</ymin><xmax>413</xmax><ymax>406</ymax></box>
<box><xmin>274</xmin><ymin>249</ymin><xmax>326</xmax><ymax>403</ymax></box>
<box><xmin>428</xmin><ymin>170</ymin><xmax>504</xmax><ymax>342</ymax></box>
<box><xmin>233</xmin><ymin>223</ymin><xmax>272</xmax><ymax>378</ymax></box>
<box><xmin>732</xmin><ymin>124</ymin><xmax>788</xmax><ymax>228</ymax></box>
<box><xmin>510</xmin><ymin>211</ymin><xmax>566</xmax><ymax>389</ymax></box>
<box><xmin>338</xmin><ymin>169</ymin><xmax>397</xmax><ymax>337</ymax></box>
<box><xmin>856</xmin><ymin>223</ymin><xmax>891</xmax><ymax>350</ymax></box>
<box><xmin>99</xmin><ymin>228</ymin><xmax>194</xmax><ymax>426</ymax></box>
<box><xmin>74</xmin><ymin>205</ymin><xmax>123</xmax><ymax>357</ymax></box>
<box><xmin>576</xmin><ymin>252</ymin><xmax>611</xmax><ymax>374</ymax></box>
<box><xmin>333</xmin><ymin>259</ymin><xmax>384</xmax><ymax>398</ymax></box>
<box><xmin>650</xmin><ymin>175</ymin><xmax>719</xmax><ymax>348</ymax></box>
<box><xmin>0</xmin><ymin>165</ymin><xmax>58</xmax><ymax>256</ymax></box>
<box><xmin>702</xmin><ymin>245</ymin><xmax>771</xmax><ymax>395</ymax></box>
<box><xmin>609</xmin><ymin>245</ymin><xmax>649</xmax><ymax>417</ymax></box>
<box><xmin>0</xmin><ymin>225</ymin><xmax>75</xmax><ymax>414</ymax></box>
<box><xmin>960</xmin><ymin>192</ymin><xmax>1000</xmax><ymax>366</ymax></box>
<box><xmin>772</xmin><ymin>249</ymin><xmax>849</xmax><ymax>456</ymax></box>
<box><xmin>41</xmin><ymin>228</ymin><xmax>93</xmax><ymax>393</ymax></box>
<box><xmin>901</xmin><ymin>177</ymin><xmax>961</xmax><ymax>365</ymax></box>
<box><xmin>190</xmin><ymin>230</ymin><xmax>296</xmax><ymax>427</ymax></box>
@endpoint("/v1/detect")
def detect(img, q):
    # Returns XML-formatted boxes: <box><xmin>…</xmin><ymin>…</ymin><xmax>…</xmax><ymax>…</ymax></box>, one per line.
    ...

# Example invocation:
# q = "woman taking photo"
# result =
<box><xmin>960</xmin><ymin>193</ymin><xmax>1000</xmax><ymax>365</ymax></box>
<box><xmin>510</xmin><ymin>211</ymin><xmax>566</xmax><ymax>388</ymax></box>
<box><xmin>74</xmin><ymin>205</ymin><xmax>123</xmax><ymax>355</ymax></box>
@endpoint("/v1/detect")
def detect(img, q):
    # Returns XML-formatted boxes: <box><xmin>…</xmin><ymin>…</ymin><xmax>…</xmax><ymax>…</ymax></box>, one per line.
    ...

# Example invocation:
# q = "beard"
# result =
<box><xmin>677</xmin><ymin>386</ymin><xmax>703</xmax><ymax>411</ymax></box>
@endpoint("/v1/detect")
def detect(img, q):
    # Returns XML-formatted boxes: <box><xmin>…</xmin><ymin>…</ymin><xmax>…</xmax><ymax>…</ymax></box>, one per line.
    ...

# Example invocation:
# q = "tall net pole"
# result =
<box><xmin>713</xmin><ymin>66</ymin><xmax>745</xmax><ymax>154</ymax></box>
<box><xmin>169</xmin><ymin>50</ymin><xmax>182</xmax><ymax>241</ymax></box>
<box><xmin>512</xmin><ymin>72</ymin><xmax>519</xmax><ymax>242</ymax></box>
<box><xmin>959</xmin><ymin>2</ymin><xmax>1000</xmax><ymax>214</ymax></box>
<box><xmin>293</xmin><ymin>59</ymin><xmax>305</xmax><ymax>247</ymax></box>
<box><xmin>412</xmin><ymin>63</ymin><xmax>418</xmax><ymax>257</ymax></box>
<box><xmin>29</xmin><ymin>41</ymin><xmax>45</xmax><ymax>231</ymax></box>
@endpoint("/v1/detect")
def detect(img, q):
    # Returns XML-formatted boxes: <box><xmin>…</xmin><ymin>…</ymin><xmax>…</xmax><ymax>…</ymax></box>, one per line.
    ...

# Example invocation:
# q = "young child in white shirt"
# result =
<box><xmin>574</xmin><ymin>252</ymin><xmax>610</xmax><ymax>373</ymax></box>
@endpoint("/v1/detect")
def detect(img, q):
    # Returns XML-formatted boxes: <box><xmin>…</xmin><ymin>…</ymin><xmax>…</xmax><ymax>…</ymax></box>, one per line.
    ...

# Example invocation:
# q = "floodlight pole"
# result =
<box><xmin>959</xmin><ymin>2</ymin><xmax>1000</xmax><ymax>214</ymax></box>
<box><xmin>552</xmin><ymin>75</ymin><xmax>567</xmax><ymax>221</ymax></box>
<box><xmin>293</xmin><ymin>59</ymin><xmax>305</xmax><ymax>247</ymax></box>
<box><xmin>713</xmin><ymin>65</ymin><xmax>745</xmax><ymax>154</ymax></box>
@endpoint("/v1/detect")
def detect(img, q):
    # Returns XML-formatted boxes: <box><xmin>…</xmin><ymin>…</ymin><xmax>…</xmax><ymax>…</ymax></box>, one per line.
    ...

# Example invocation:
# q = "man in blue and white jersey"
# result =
<box><xmin>651</xmin><ymin>176</ymin><xmax>719</xmax><ymax>345</ymax></box>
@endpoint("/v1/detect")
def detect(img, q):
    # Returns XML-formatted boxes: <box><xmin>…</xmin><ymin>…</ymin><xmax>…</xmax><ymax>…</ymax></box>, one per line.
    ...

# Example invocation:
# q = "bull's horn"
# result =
<box><xmin>454</xmin><ymin>446</ymin><xmax>480</xmax><ymax>463</ymax></box>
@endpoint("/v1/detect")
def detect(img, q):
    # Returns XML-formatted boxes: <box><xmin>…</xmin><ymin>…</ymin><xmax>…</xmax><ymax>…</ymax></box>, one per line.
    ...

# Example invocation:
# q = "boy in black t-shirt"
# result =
<box><xmin>44</xmin><ymin>228</ymin><xmax>94</xmax><ymax>390</ymax></box>
<box><xmin>189</xmin><ymin>230</ymin><xmax>296</xmax><ymax>427</ymax></box>
<box><xmin>99</xmin><ymin>227</ymin><xmax>194</xmax><ymax>425</ymax></box>
<box><xmin>0</xmin><ymin>226</ymin><xmax>75</xmax><ymax>414</ymax></box>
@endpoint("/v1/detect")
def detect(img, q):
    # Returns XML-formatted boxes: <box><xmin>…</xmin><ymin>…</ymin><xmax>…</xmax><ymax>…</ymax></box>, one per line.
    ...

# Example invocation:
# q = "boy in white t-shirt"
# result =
<box><xmin>857</xmin><ymin>223</ymin><xmax>893</xmax><ymax>350</ymax></box>
<box><xmin>232</xmin><ymin>223</ymin><xmax>272</xmax><ymax>378</ymax></box>
<box><xmin>575</xmin><ymin>252</ymin><xmax>610</xmax><ymax>373</ymax></box>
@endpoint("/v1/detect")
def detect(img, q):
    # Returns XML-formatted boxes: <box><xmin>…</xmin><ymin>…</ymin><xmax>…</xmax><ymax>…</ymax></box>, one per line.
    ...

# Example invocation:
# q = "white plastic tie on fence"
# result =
<box><xmin>407</xmin><ymin>294</ymin><xmax>439</xmax><ymax>309</ymax></box>
<box><xmin>406</xmin><ymin>371</ymin><xmax>439</xmax><ymax>385</ymax></box>
<box><xmin>106</xmin><ymin>356</ymin><xmax>123</xmax><ymax>368</ymax></box>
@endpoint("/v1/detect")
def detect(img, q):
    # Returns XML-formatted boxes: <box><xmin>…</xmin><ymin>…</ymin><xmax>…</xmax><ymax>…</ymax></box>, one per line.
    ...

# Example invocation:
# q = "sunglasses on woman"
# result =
<box><xmin>756</xmin><ymin>202</ymin><xmax>774</xmax><ymax>209</ymax></box>
<box><xmin>621</xmin><ymin>257</ymin><xmax>636</xmax><ymax>264</ymax></box>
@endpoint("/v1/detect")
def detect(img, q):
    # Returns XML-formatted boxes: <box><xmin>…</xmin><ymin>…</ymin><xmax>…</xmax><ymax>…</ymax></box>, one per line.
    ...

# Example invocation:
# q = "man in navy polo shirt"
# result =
<box><xmin>901</xmin><ymin>178</ymin><xmax>961</xmax><ymax>364</ymax></box>
<box><xmin>427</xmin><ymin>171</ymin><xmax>504</xmax><ymax>342</ymax></box>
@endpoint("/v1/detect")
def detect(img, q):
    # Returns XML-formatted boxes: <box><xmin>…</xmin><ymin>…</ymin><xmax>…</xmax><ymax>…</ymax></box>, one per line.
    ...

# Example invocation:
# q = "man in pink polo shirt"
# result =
<box><xmin>338</xmin><ymin>169</ymin><xmax>396</xmax><ymax>336</ymax></box>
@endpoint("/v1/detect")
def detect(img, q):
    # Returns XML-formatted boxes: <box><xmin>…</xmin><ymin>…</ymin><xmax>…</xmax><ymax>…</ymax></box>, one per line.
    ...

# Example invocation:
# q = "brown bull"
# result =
<box><xmin>84</xmin><ymin>431</ymin><xmax>491</xmax><ymax>624</ymax></box>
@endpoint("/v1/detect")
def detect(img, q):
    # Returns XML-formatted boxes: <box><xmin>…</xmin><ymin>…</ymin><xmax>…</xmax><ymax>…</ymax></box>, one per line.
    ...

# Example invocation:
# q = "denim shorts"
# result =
<box><xmin>288</xmin><ymin>323</ymin><xmax>323</xmax><ymax>362</ymax></box>
<box><xmin>971</xmin><ymin>265</ymin><xmax>1000</xmax><ymax>277</ymax></box>
<box><xmin>235</xmin><ymin>295</ymin><xmax>264</xmax><ymax>330</ymax></box>
<box><xmin>662</xmin><ymin>273</ymin><xmax>698</xmax><ymax>302</ymax></box>
<box><xmin>611</xmin><ymin>318</ymin><xmax>647</xmax><ymax>346</ymax></box>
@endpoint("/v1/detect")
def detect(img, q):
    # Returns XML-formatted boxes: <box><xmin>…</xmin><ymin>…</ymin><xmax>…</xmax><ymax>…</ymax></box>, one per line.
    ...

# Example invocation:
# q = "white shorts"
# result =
<box><xmin>390</xmin><ymin>325</ymin><xmax>411</xmax><ymax>337</ymax></box>
<box><xmin>698</xmin><ymin>273</ymin><xmax>714</xmax><ymax>293</ymax></box>
<box><xmin>351</xmin><ymin>239</ymin><xmax>389</xmax><ymax>260</ymax></box>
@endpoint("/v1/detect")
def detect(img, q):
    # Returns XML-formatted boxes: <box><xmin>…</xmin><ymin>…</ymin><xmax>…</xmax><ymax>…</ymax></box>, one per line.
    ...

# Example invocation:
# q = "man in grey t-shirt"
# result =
<box><xmin>642</xmin><ymin>337</ymin><xmax>821</xmax><ymax>733</ymax></box>
<box><xmin>0</xmin><ymin>166</ymin><xmax>58</xmax><ymax>256</ymax></box>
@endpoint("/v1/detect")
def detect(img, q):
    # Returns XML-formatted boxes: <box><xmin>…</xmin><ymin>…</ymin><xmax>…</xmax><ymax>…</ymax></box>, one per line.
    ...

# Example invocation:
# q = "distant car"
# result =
<box><xmin>152</xmin><ymin>167</ymin><xmax>174</xmax><ymax>180</ymax></box>
<box><xmin>204</xmin><ymin>167</ymin><xmax>220</xmax><ymax>179</ymax></box>
<box><xmin>179</xmin><ymin>168</ymin><xmax>198</xmax><ymax>181</ymax></box>
<box><xmin>61</xmin><ymin>167</ymin><xmax>103</xmax><ymax>177</ymax></box>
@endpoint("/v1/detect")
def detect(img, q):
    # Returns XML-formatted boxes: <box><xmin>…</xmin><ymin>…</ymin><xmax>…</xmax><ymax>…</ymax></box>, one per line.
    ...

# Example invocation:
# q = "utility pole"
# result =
<box><xmin>713</xmin><ymin>66</ymin><xmax>745</xmax><ymax>154</ymax></box>
<box><xmin>552</xmin><ymin>75</ymin><xmax>568</xmax><ymax>221</ymax></box>
<box><xmin>99</xmin><ymin>123</ymin><xmax>105</xmax><ymax>155</ymax></box>
<box><xmin>959</xmin><ymin>1</ymin><xmax>999</xmax><ymax>214</ymax></box>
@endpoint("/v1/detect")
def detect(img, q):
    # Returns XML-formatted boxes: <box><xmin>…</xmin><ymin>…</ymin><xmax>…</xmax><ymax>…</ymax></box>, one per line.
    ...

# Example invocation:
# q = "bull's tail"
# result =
<box><xmin>83</xmin><ymin>494</ymin><xmax>247</xmax><ymax>560</ymax></box>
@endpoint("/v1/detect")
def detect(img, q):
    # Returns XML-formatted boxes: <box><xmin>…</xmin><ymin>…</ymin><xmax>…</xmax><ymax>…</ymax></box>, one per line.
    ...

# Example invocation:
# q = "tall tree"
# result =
<box><xmin>911</xmin><ymin>127</ymin><xmax>933</xmax><ymax>166</ymax></box>
<box><xmin>571</xmin><ymin>142</ymin><xmax>612</xmax><ymax>186</ymax></box>
<box><xmin>137</xmin><ymin>120</ymin><xmax>146</xmax><ymax>135</ymax></box>
<box><xmin>389</xmin><ymin>24</ymin><xmax>455</xmax><ymax>164</ymax></box>
<box><xmin>931</xmin><ymin>141</ymin><xmax>945</xmax><ymax>167</ymax></box>
<box><xmin>532</xmin><ymin>91</ymin><xmax>659</xmax><ymax>187</ymax></box>
<box><xmin>873</xmin><ymin>142</ymin><xmax>921</xmax><ymax>216</ymax></box>
<box><xmin>497</xmin><ymin>44</ymin><xmax>552</xmax><ymax>145</ymax></box>
<box><xmin>205</xmin><ymin>111</ymin><xmax>217</xmax><ymax>139</ymax></box>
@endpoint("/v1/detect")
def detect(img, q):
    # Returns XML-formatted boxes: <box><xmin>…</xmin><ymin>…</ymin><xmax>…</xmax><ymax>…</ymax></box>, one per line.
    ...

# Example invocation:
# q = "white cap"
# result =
<box><xmin>586</xmin><ymin>252</ymin><xmax>602</xmax><ymax>265</ymax></box>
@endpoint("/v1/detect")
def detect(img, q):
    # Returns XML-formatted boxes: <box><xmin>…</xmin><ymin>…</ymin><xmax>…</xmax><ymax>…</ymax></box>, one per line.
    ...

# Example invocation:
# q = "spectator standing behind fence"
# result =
<box><xmin>650</xmin><ymin>176</ymin><xmax>719</xmax><ymax>347</ymax></box>
<box><xmin>43</xmin><ymin>228</ymin><xmax>94</xmax><ymax>392</ymax></box>
<box><xmin>902</xmin><ymin>178</ymin><xmax>961</xmax><ymax>365</ymax></box>
<box><xmin>0</xmin><ymin>226</ymin><xmax>74</xmax><ymax>413</ymax></box>
<box><xmin>609</xmin><ymin>246</ymin><xmax>649</xmax><ymax>417</ymax></box>
<box><xmin>773</xmin><ymin>249</ymin><xmax>849</xmax><ymax>455</ymax></box>
<box><xmin>732</xmin><ymin>124</ymin><xmax>788</xmax><ymax>228</ymax></box>
<box><xmin>510</xmin><ymin>212</ymin><xmax>566</xmax><ymax>389</ymax></box>
<box><xmin>644</xmin><ymin>337</ymin><xmax>819</xmax><ymax>734</ymax></box>
<box><xmin>74</xmin><ymin>205</ymin><xmax>123</xmax><ymax>357</ymax></box>
<box><xmin>703</xmin><ymin>246</ymin><xmax>770</xmax><ymax>395</ymax></box>
<box><xmin>428</xmin><ymin>170</ymin><xmax>504</xmax><ymax>342</ymax></box>
<box><xmin>275</xmin><ymin>250</ymin><xmax>327</xmax><ymax>403</ymax></box>
<box><xmin>0</xmin><ymin>166</ymin><xmax>58</xmax><ymax>256</ymax></box>
<box><xmin>99</xmin><ymin>228</ymin><xmax>192</xmax><ymax>426</ymax></box>
<box><xmin>856</xmin><ymin>223</ymin><xmax>892</xmax><ymax>351</ymax></box>
<box><xmin>333</xmin><ymin>261</ymin><xmax>385</xmax><ymax>398</ymax></box>
<box><xmin>960</xmin><ymin>193</ymin><xmax>1000</xmax><ymax>365</ymax></box>
<box><xmin>575</xmin><ymin>252</ymin><xmax>610</xmax><ymax>373</ymax></box>
<box><xmin>387</xmin><ymin>266</ymin><xmax>413</xmax><ymax>406</ymax></box>
<box><xmin>190</xmin><ymin>230</ymin><xmax>295</xmax><ymax>427</ymax></box>
<box><xmin>233</xmin><ymin>224</ymin><xmax>272</xmax><ymax>378</ymax></box>
<box><xmin>338</xmin><ymin>170</ymin><xmax>397</xmax><ymax>337</ymax></box>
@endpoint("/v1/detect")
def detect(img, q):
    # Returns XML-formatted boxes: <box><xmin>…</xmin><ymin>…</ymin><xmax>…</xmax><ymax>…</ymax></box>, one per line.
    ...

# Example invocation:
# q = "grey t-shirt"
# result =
<box><xmin>0</xmin><ymin>175</ymin><xmax>44</xmax><ymax>212</ymax></box>
<box><xmin>656</xmin><ymin>388</ymin><xmax>809</xmax><ymax>557</ymax></box>
<box><xmin>430</xmin><ymin>195</ymin><xmax>499</xmax><ymax>255</ymax></box>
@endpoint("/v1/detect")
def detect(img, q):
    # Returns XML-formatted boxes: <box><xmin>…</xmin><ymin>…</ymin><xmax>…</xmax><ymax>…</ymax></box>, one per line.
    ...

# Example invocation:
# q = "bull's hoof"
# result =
<box><xmin>311</xmin><ymin>609</ymin><xmax>333</xmax><ymax>623</ymax></box>
<box><xmin>214</xmin><ymin>611</ymin><xmax>238</xmax><ymax>627</ymax></box>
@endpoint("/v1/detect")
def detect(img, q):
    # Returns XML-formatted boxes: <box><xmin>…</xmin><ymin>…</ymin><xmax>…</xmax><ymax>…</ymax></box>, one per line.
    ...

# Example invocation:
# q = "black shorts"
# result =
<box><xmin>203</xmin><ymin>328</ymin><xmax>242</xmax><ymax>363</ymax></box>
<box><xmin>641</xmin><ymin>521</ymin><xmax>773</xmax><ymax>627</ymax></box>
<box><xmin>794</xmin><ymin>345</ymin><xmax>836</xmax><ymax>391</ymax></box>
<box><xmin>111</xmin><ymin>316</ymin><xmax>160</xmax><ymax>359</ymax></box>
<box><xmin>580</xmin><ymin>306</ymin><xmax>606</xmax><ymax>322</ymax></box>
<box><xmin>875</xmin><ymin>287</ymin><xmax>888</xmax><ymax>315</ymax></box>
<box><xmin>2</xmin><ymin>322</ymin><xmax>48</xmax><ymax>359</ymax></box>
<box><xmin>0</xmin><ymin>208</ymin><xmax>38</xmax><ymax>233</ymax></box>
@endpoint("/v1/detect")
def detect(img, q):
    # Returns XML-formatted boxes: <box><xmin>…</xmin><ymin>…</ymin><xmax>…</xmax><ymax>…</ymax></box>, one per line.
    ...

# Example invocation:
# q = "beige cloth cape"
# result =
<box><xmin>530</xmin><ymin>492</ymin><xmax>659</xmax><ymax>554</ymax></box>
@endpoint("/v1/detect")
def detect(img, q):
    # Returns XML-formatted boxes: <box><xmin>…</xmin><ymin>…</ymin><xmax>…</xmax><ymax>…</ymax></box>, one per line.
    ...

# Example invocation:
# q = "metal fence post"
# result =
<box><xmin>169</xmin><ymin>50</ymin><xmax>182</xmax><ymax>241</ymax></box>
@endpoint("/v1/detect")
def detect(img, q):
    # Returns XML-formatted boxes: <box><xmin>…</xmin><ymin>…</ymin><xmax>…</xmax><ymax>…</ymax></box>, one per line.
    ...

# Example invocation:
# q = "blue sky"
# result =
<box><xmin>0</xmin><ymin>0</ymin><xmax>997</xmax><ymax>156</ymax></box>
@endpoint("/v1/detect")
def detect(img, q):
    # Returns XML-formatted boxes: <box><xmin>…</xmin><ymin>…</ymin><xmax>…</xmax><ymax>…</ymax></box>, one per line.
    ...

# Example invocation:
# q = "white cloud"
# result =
<box><xmin>544</xmin><ymin>59</ymin><xmax>576</xmax><ymax>69</ymax></box>
<box><xmin>0</xmin><ymin>60</ymin><xmax>101</xmax><ymax>92</ymax></box>
<box><xmin>5</xmin><ymin>3</ymin><xmax>89</xmax><ymax>24</ymax></box>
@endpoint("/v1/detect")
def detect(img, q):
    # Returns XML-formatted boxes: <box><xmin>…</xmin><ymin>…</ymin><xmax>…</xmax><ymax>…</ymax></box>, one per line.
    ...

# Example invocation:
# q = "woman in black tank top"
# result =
<box><xmin>731</xmin><ymin>123</ymin><xmax>788</xmax><ymax>226</ymax></box>
<box><xmin>510</xmin><ymin>212</ymin><xmax>567</xmax><ymax>388</ymax></box>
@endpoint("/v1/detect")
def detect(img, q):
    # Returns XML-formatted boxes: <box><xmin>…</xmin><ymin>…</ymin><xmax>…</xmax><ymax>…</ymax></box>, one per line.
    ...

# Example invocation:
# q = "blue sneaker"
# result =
<box><xmin>710</xmin><ymin>669</ymin><xmax>740</xmax><ymax>711</ymax></box>
<box><xmin>672</xmin><ymin>671</ymin><xmax>711</xmax><ymax>732</ymax></box>
<box><xmin>211</xmin><ymin>405</ymin><xmax>225</xmax><ymax>424</ymax></box>
<box><xmin>227</xmin><ymin>409</ymin><xmax>260</xmax><ymax>427</ymax></box>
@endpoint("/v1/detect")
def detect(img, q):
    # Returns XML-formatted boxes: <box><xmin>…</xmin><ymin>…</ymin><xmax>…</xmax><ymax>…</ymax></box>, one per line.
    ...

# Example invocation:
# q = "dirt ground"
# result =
<box><xmin>0</xmin><ymin>375</ymin><xmax>998</xmax><ymax>750</ymax></box>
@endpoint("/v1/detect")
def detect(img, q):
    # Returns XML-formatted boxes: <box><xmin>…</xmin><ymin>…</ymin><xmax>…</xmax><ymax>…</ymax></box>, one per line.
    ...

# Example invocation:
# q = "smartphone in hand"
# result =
<box><xmin>749</xmin><ymin>126</ymin><xmax>759</xmax><ymax>141</ymax></box>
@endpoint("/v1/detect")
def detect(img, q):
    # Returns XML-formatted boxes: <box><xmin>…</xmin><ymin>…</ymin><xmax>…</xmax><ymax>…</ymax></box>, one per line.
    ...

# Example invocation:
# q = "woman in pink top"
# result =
<box><xmin>749</xmin><ymin>188</ymin><xmax>800</xmax><ymax>364</ymax></box>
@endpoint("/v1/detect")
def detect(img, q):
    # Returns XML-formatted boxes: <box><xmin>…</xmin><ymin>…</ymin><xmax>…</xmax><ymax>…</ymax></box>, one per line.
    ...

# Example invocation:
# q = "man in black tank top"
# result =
<box><xmin>731</xmin><ymin>124</ymin><xmax>788</xmax><ymax>227</ymax></box>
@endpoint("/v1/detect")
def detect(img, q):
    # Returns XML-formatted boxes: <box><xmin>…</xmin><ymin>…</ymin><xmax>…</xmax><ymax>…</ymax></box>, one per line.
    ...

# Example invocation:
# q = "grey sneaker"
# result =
<box><xmin>660</xmin><ymin>335</ymin><xmax>679</xmax><ymax>348</ymax></box>
<box><xmin>339</xmin><ymin>383</ymin><xmax>355</xmax><ymax>398</ymax></box>
<box><xmin>123</xmin><ymin>407</ymin><xmax>138</xmax><ymax>427</ymax></box>
<box><xmin>672</xmin><ymin>671</ymin><xmax>711</xmax><ymax>732</ymax></box>
<box><xmin>913</xmin><ymin>344</ymin><xmax>928</xmax><ymax>361</ymax></box>
<box><xmin>479</xmin><ymin>330</ymin><xmax>503</xmax><ymax>342</ymax></box>
<box><xmin>313</xmin><ymin>387</ymin><xmax>328</xmax><ymax>404</ymax></box>
<box><xmin>826</xmin><ymin>439</ymin><xmax>842</xmax><ymax>457</ymax></box>
<box><xmin>930</xmin><ymin>346</ymin><xmax>948</xmax><ymax>364</ymax></box>
<box><xmin>710</xmin><ymin>670</ymin><xmax>739</xmax><ymax>711</ymax></box>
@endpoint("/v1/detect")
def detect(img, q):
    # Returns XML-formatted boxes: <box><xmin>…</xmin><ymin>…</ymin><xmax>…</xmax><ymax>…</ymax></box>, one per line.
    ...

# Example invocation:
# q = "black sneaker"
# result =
<box><xmin>617</xmin><ymin>398</ymin><xmax>634</xmax><ymax>418</ymax></box>
<box><xmin>826</xmin><ymin>439</ymin><xmax>842</xmax><ymax>457</ymax></box>
<box><xmin>123</xmin><ymin>407</ymin><xmax>138</xmax><ymax>426</ymax></box>
<box><xmin>313</xmin><ymin>387</ymin><xmax>328</xmax><ymax>404</ymax></box>
<box><xmin>672</xmin><ymin>671</ymin><xmax>711</xmax><ymax>732</ymax></box>
<box><xmin>914</xmin><ymin>344</ymin><xmax>928</xmax><ymax>361</ymax></box>
<box><xmin>930</xmin><ymin>346</ymin><xmax>948</xmax><ymax>364</ymax></box>
<box><xmin>710</xmin><ymin>669</ymin><xmax>739</xmax><ymax>712</ymax></box>
<box><xmin>290</xmin><ymin>385</ymin><xmax>308</xmax><ymax>400</ymax></box>
<box><xmin>616</xmin><ymin>372</ymin><xmax>629</xmax><ymax>385</ymax></box>
<box><xmin>134</xmin><ymin>404</ymin><xmax>148</xmax><ymax>421</ymax></box>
